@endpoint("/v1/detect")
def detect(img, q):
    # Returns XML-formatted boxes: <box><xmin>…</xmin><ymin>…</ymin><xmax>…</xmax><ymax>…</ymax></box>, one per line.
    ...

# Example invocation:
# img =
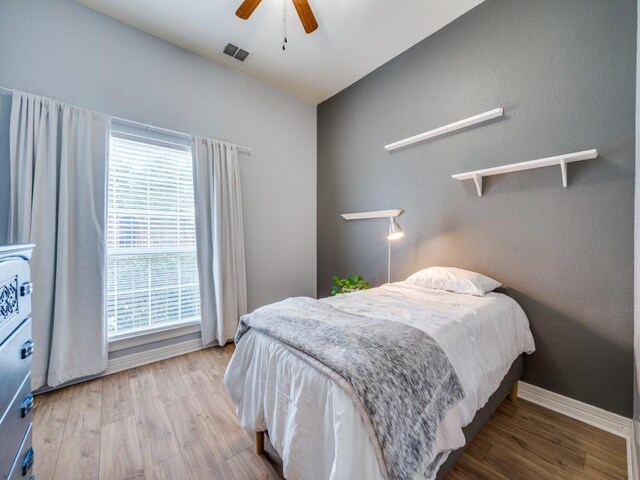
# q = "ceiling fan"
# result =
<box><xmin>236</xmin><ymin>0</ymin><xmax>318</xmax><ymax>34</ymax></box>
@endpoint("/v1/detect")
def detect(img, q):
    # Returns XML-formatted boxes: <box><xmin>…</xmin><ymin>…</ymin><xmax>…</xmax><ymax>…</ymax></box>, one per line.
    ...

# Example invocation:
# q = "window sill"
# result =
<box><xmin>108</xmin><ymin>321</ymin><xmax>202</xmax><ymax>353</ymax></box>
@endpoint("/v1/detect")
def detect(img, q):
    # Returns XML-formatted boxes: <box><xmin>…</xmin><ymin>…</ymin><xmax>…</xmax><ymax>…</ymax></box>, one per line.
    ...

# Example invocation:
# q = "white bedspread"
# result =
<box><xmin>224</xmin><ymin>282</ymin><xmax>535</xmax><ymax>480</ymax></box>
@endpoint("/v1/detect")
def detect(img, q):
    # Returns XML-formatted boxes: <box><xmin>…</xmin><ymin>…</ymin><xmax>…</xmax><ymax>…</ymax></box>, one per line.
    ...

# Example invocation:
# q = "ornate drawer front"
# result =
<box><xmin>0</xmin><ymin>259</ymin><xmax>31</xmax><ymax>346</ymax></box>
<box><xmin>0</xmin><ymin>318</ymin><xmax>32</xmax><ymax>424</ymax></box>
<box><xmin>0</xmin><ymin>277</ymin><xmax>18</xmax><ymax>322</ymax></box>
<box><xmin>0</xmin><ymin>373</ymin><xmax>32</xmax><ymax>476</ymax></box>
<box><xmin>7</xmin><ymin>423</ymin><xmax>33</xmax><ymax>479</ymax></box>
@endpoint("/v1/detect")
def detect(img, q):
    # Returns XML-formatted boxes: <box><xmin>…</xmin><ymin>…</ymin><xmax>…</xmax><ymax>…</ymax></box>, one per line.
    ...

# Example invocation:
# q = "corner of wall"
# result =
<box><xmin>633</xmin><ymin>0</ymin><xmax>640</xmax><ymax>474</ymax></box>
<box><xmin>0</xmin><ymin>94</ymin><xmax>11</xmax><ymax>243</ymax></box>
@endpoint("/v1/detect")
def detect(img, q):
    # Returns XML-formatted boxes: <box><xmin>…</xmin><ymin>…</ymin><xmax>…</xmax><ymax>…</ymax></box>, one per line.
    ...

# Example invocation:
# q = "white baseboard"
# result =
<box><xmin>518</xmin><ymin>382</ymin><xmax>634</xmax><ymax>480</ymax></box>
<box><xmin>518</xmin><ymin>382</ymin><xmax>631</xmax><ymax>437</ymax></box>
<box><xmin>104</xmin><ymin>338</ymin><xmax>207</xmax><ymax>376</ymax></box>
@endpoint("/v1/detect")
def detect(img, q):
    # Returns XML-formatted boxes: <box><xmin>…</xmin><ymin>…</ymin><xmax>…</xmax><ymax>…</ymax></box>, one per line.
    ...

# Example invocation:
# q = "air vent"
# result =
<box><xmin>223</xmin><ymin>43</ymin><xmax>239</xmax><ymax>57</ymax></box>
<box><xmin>234</xmin><ymin>48</ymin><xmax>250</xmax><ymax>62</ymax></box>
<box><xmin>222</xmin><ymin>43</ymin><xmax>251</xmax><ymax>63</ymax></box>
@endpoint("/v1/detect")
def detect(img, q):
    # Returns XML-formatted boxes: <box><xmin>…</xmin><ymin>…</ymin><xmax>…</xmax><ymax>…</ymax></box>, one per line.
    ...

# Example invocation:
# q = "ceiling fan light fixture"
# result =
<box><xmin>235</xmin><ymin>0</ymin><xmax>318</xmax><ymax>35</ymax></box>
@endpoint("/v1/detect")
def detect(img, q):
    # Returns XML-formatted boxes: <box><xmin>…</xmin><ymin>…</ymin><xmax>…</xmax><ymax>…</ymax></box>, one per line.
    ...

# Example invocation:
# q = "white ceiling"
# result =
<box><xmin>75</xmin><ymin>0</ymin><xmax>485</xmax><ymax>104</ymax></box>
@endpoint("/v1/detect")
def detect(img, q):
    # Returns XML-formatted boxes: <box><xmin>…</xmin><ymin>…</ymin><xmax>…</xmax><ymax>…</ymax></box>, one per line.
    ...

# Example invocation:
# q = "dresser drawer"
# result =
<box><xmin>0</xmin><ymin>259</ymin><xmax>32</xmax><ymax>345</ymax></box>
<box><xmin>0</xmin><ymin>373</ymin><xmax>32</xmax><ymax>475</ymax></box>
<box><xmin>6</xmin><ymin>423</ymin><xmax>33</xmax><ymax>479</ymax></box>
<box><xmin>0</xmin><ymin>318</ymin><xmax>33</xmax><ymax>421</ymax></box>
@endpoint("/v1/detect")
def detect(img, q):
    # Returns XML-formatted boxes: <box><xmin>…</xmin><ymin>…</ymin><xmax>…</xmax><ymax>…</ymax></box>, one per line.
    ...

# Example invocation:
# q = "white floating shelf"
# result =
<box><xmin>341</xmin><ymin>209</ymin><xmax>402</xmax><ymax>220</ymax></box>
<box><xmin>452</xmin><ymin>149</ymin><xmax>598</xmax><ymax>197</ymax></box>
<box><xmin>385</xmin><ymin>108</ymin><xmax>504</xmax><ymax>151</ymax></box>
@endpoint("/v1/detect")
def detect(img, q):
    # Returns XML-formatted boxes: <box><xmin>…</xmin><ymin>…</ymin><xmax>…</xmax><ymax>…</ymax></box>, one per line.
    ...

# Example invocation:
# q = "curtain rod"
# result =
<box><xmin>0</xmin><ymin>85</ymin><xmax>252</xmax><ymax>154</ymax></box>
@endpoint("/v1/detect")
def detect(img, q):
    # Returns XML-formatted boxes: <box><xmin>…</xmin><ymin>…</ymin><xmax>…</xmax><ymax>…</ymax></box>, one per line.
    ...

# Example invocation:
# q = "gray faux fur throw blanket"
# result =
<box><xmin>235</xmin><ymin>296</ymin><xmax>465</xmax><ymax>480</ymax></box>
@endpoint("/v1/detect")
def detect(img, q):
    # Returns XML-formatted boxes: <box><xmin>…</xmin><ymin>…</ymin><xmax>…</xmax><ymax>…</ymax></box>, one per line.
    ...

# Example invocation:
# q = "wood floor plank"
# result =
<box><xmin>182</xmin><ymin>369</ymin><xmax>253</xmax><ymax>458</ymax></box>
<box><xmin>227</xmin><ymin>446</ymin><xmax>281</xmax><ymax>480</ymax></box>
<box><xmin>129</xmin><ymin>364</ymin><xmax>180</xmax><ymax>469</ymax></box>
<box><xmin>128</xmin><ymin>364</ymin><xmax>160</xmax><ymax>400</ymax></box>
<box><xmin>517</xmin><ymin>399</ymin><xmax>626</xmax><ymax>450</ymax></box>
<box><xmin>495</xmin><ymin>398</ymin><xmax>518</xmax><ymax>418</ymax></box>
<box><xmin>191</xmin><ymin>350</ymin><xmax>227</xmax><ymax>391</ymax></box>
<box><xmin>130</xmin><ymin>391</ymin><xmax>180</xmax><ymax>470</ymax></box>
<box><xmin>482</xmin><ymin>444</ymin><xmax>576</xmax><ymax>480</ymax></box>
<box><xmin>511</xmin><ymin>402</ymin><xmax>627</xmax><ymax>470</ymax></box>
<box><xmin>203</xmin><ymin>397</ymin><xmax>254</xmax><ymax>459</ymax></box>
<box><xmin>583</xmin><ymin>452</ymin><xmax>627</xmax><ymax>480</ymax></box>
<box><xmin>99</xmin><ymin>415</ymin><xmax>144</xmax><ymax>480</ymax></box>
<box><xmin>101</xmin><ymin>371</ymin><xmax>134</xmax><ymax>426</ymax></box>
<box><xmin>152</xmin><ymin>358</ymin><xmax>191</xmax><ymax>402</ymax></box>
<box><xmin>32</xmin><ymin>391</ymin><xmax>44</xmax><ymax>414</ymax></box>
<box><xmin>52</xmin><ymin>379</ymin><xmax>103</xmax><ymax>480</ymax></box>
<box><xmin>443</xmin><ymin>469</ymin><xmax>468</xmax><ymax>480</ymax></box>
<box><xmin>144</xmin><ymin>454</ymin><xmax>191</xmax><ymax>480</ymax></box>
<box><xmin>39</xmin><ymin>383</ymin><xmax>75</xmax><ymax>405</ymax></box>
<box><xmin>463</xmin><ymin>436</ymin><xmax>492</xmax><ymax>462</ymax></box>
<box><xmin>445</xmin><ymin>451</ymin><xmax>509</xmax><ymax>480</ymax></box>
<box><xmin>32</xmin><ymin>388</ymin><xmax>74</xmax><ymax>480</ymax></box>
<box><xmin>174</xmin><ymin>349</ymin><xmax>203</xmax><ymax>376</ymax></box>
<box><xmin>476</xmin><ymin>416</ymin><xmax>587</xmax><ymax>471</ymax></box>
<box><xmin>164</xmin><ymin>395</ymin><xmax>236</xmax><ymax>479</ymax></box>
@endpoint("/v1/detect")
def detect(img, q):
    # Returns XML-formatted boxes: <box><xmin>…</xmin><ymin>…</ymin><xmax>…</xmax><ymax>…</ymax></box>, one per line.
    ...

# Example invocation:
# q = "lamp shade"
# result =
<box><xmin>387</xmin><ymin>217</ymin><xmax>404</xmax><ymax>240</ymax></box>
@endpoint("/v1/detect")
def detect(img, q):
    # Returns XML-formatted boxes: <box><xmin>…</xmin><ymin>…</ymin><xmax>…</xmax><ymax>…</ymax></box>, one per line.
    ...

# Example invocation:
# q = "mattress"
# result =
<box><xmin>224</xmin><ymin>282</ymin><xmax>535</xmax><ymax>480</ymax></box>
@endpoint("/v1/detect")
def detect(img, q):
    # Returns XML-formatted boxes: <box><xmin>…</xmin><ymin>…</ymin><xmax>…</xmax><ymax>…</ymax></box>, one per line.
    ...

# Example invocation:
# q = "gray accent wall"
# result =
<box><xmin>0</xmin><ymin>0</ymin><xmax>317</xmax><ymax>313</ymax></box>
<box><xmin>318</xmin><ymin>0</ymin><xmax>635</xmax><ymax>416</ymax></box>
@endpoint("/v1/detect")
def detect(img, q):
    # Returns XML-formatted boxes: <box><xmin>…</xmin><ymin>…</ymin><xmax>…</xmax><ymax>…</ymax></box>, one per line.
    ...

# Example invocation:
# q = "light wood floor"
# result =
<box><xmin>32</xmin><ymin>345</ymin><xmax>627</xmax><ymax>480</ymax></box>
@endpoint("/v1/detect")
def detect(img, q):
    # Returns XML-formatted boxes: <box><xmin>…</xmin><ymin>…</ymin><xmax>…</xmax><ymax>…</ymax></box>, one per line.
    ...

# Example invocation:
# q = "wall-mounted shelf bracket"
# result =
<box><xmin>560</xmin><ymin>158</ymin><xmax>568</xmax><ymax>188</ymax></box>
<box><xmin>473</xmin><ymin>174</ymin><xmax>483</xmax><ymax>197</ymax></box>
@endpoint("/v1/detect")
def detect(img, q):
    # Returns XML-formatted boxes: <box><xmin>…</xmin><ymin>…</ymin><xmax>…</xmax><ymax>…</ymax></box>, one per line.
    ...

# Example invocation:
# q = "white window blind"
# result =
<box><xmin>107</xmin><ymin>128</ymin><xmax>200</xmax><ymax>338</ymax></box>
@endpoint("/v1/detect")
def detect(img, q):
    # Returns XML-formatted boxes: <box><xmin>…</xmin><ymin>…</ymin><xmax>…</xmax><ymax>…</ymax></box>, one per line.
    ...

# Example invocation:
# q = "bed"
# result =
<box><xmin>224</xmin><ymin>276</ymin><xmax>535</xmax><ymax>480</ymax></box>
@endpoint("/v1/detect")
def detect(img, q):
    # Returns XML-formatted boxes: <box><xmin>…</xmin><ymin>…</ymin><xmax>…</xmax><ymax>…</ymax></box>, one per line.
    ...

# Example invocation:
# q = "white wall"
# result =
<box><xmin>0</xmin><ymin>95</ymin><xmax>10</xmax><ymax>239</ymax></box>
<box><xmin>0</xmin><ymin>0</ymin><xmax>317</xmax><ymax>311</ymax></box>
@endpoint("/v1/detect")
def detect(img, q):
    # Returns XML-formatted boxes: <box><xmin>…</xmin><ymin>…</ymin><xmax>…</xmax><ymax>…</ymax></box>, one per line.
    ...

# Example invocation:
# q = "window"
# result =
<box><xmin>107</xmin><ymin>124</ymin><xmax>200</xmax><ymax>338</ymax></box>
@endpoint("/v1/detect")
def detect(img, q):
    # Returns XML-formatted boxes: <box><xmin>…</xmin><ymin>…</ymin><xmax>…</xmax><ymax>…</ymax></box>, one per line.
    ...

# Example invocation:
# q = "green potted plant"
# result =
<box><xmin>331</xmin><ymin>275</ymin><xmax>369</xmax><ymax>296</ymax></box>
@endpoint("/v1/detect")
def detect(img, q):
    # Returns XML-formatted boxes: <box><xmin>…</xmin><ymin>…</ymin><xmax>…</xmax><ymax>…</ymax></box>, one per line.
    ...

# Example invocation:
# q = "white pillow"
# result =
<box><xmin>405</xmin><ymin>266</ymin><xmax>501</xmax><ymax>296</ymax></box>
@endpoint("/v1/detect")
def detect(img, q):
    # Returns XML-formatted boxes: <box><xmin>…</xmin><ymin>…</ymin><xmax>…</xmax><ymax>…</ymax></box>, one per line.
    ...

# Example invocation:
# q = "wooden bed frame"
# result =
<box><xmin>253</xmin><ymin>355</ymin><xmax>523</xmax><ymax>478</ymax></box>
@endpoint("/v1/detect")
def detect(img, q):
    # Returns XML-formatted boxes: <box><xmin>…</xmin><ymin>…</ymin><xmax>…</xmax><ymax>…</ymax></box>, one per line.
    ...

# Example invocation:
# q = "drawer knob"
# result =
<box><xmin>21</xmin><ymin>340</ymin><xmax>34</xmax><ymax>359</ymax></box>
<box><xmin>20</xmin><ymin>282</ymin><xmax>33</xmax><ymax>297</ymax></box>
<box><xmin>21</xmin><ymin>393</ymin><xmax>34</xmax><ymax>418</ymax></box>
<box><xmin>22</xmin><ymin>447</ymin><xmax>34</xmax><ymax>476</ymax></box>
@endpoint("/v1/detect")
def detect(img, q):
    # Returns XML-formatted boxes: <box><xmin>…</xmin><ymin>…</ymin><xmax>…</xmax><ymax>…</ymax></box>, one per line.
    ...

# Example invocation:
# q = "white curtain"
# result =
<box><xmin>9</xmin><ymin>92</ymin><xmax>110</xmax><ymax>389</ymax></box>
<box><xmin>192</xmin><ymin>137</ymin><xmax>247</xmax><ymax>346</ymax></box>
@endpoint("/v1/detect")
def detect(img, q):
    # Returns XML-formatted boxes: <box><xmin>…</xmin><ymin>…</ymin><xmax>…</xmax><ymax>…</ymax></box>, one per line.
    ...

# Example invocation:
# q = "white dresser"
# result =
<box><xmin>0</xmin><ymin>244</ymin><xmax>35</xmax><ymax>480</ymax></box>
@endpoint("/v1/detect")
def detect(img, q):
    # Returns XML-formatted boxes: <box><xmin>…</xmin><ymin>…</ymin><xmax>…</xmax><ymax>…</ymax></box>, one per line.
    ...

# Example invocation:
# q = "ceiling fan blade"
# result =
<box><xmin>236</xmin><ymin>0</ymin><xmax>262</xmax><ymax>20</ymax></box>
<box><xmin>291</xmin><ymin>0</ymin><xmax>318</xmax><ymax>34</ymax></box>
